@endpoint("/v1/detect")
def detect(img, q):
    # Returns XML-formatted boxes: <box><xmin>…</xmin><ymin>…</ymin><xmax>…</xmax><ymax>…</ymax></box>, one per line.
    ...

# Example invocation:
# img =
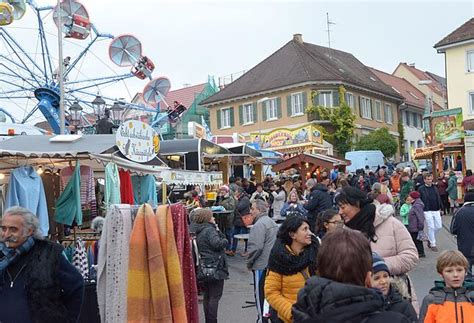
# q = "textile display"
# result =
<box><xmin>55</xmin><ymin>161</ymin><xmax>82</xmax><ymax>226</ymax></box>
<box><xmin>119</xmin><ymin>170</ymin><xmax>134</xmax><ymax>204</ymax></box>
<box><xmin>41</xmin><ymin>170</ymin><xmax>61</xmax><ymax>235</ymax></box>
<box><xmin>127</xmin><ymin>203</ymin><xmax>172</xmax><ymax>322</ymax></box>
<box><xmin>60</xmin><ymin>164</ymin><xmax>97</xmax><ymax>219</ymax></box>
<box><xmin>5</xmin><ymin>165</ymin><xmax>49</xmax><ymax>236</ymax></box>
<box><xmin>155</xmin><ymin>205</ymin><xmax>187</xmax><ymax>322</ymax></box>
<box><xmin>97</xmin><ymin>205</ymin><xmax>133</xmax><ymax>323</ymax></box>
<box><xmin>72</xmin><ymin>238</ymin><xmax>89</xmax><ymax>279</ymax></box>
<box><xmin>170</xmin><ymin>203</ymin><xmax>199</xmax><ymax>323</ymax></box>
<box><xmin>131</xmin><ymin>175</ymin><xmax>157</xmax><ymax>207</ymax></box>
<box><xmin>104</xmin><ymin>163</ymin><xmax>121</xmax><ymax>207</ymax></box>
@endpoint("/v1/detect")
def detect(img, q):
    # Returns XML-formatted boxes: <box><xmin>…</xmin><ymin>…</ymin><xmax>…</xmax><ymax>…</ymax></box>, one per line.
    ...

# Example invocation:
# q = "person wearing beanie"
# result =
<box><xmin>371</xmin><ymin>253</ymin><xmax>418</xmax><ymax>322</ymax></box>
<box><xmin>406</xmin><ymin>191</ymin><xmax>425</xmax><ymax>258</ymax></box>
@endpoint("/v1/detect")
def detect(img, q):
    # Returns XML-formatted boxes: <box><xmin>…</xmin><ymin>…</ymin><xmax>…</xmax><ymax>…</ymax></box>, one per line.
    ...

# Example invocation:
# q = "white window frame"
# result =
<box><xmin>469</xmin><ymin>91</ymin><xmax>474</xmax><ymax>115</ymax></box>
<box><xmin>412</xmin><ymin>112</ymin><xmax>418</xmax><ymax>128</ymax></box>
<box><xmin>360</xmin><ymin>96</ymin><xmax>372</xmax><ymax>119</ymax></box>
<box><xmin>242</xmin><ymin>103</ymin><xmax>254</xmax><ymax>124</ymax></box>
<box><xmin>345</xmin><ymin>92</ymin><xmax>355</xmax><ymax>110</ymax></box>
<box><xmin>220</xmin><ymin>107</ymin><xmax>231</xmax><ymax>129</ymax></box>
<box><xmin>319</xmin><ymin>91</ymin><xmax>333</xmax><ymax>107</ymax></box>
<box><xmin>384</xmin><ymin>103</ymin><xmax>393</xmax><ymax>124</ymax></box>
<box><xmin>467</xmin><ymin>50</ymin><xmax>474</xmax><ymax>73</ymax></box>
<box><xmin>265</xmin><ymin>98</ymin><xmax>278</xmax><ymax>121</ymax></box>
<box><xmin>291</xmin><ymin>92</ymin><xmax>304</xmax><ymax>116</ymax></box>
<box><xmin>375</xmin><ymin>100</ymin><xmax>382</xmax><ymax>121</ymax></box>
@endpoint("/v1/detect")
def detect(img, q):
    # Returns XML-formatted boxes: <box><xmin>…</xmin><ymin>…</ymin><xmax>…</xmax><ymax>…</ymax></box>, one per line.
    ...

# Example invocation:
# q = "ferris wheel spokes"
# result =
<box><xmin>34</xmin><ymin>7</ymin><xmax>55</xmax><ymax>80</ymax></box>
<box><xmin>65</xmin><ymin>73</ymin><xmax>134</xmax><ymax>94</ymax></box>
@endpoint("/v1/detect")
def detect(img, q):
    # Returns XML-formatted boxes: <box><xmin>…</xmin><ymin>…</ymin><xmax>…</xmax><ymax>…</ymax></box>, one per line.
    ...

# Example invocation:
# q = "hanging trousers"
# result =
<box><xmin>202</xmin><ymin>279</ymin><xmax>224</xmax><ymax>323</ymax></box>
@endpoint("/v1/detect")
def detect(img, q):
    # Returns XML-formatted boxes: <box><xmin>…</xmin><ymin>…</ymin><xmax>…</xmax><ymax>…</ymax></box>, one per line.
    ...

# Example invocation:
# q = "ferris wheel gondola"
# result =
<box><xmin>109</xmin><ymin>34</ymin><xmax>142</xmax><ymax>67</ymax></box>
<box><xmin>142</xmin><ymin>77</ymin><xmax>171</xmax><ymax>106</ymax></box>
<box><xmin>52</xmin><ymin>0</ymin><xmax>90</xmax><ymax>40</ymax></box>
<box><xmin>0</xmin><ymin>2</ymin><xmax>13</xmax><ymax>25</ymax></box>
<box><xmin>0</xmin><ymin>0</ymin><xmax>26</xmax><ymax>21</ymax></box>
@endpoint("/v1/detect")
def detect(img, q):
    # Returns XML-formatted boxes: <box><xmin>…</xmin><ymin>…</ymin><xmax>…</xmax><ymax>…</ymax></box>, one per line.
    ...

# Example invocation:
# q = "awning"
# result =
<box><xmin>272</xmin><ymin>153</ymin><xmax>349</xmax><ymax>173</ymax></box>
<box><xmin>413</xmin><ymin>144</ymin><xmax>444</xmax><ymax>160</ymax></box>
<box><xmin>159</xmin><ymin>138</ymin><xmax>231</xmax><ymax>155</ymax></box>
<box><xmin>159</xmin><ymin>169</ymin><xmax>223</xmax><ymax>185</ymax></box>
<box><xmin>202</xmin><ymin>153</ymin><xmax>263</xmax><ymax>165</ymax></box>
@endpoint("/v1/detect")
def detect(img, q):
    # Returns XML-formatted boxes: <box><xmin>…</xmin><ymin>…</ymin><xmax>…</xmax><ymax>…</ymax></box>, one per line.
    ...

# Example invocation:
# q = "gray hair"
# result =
<box><xmin>252</xmin><ymin>199</ymin><xmax>268</xmax><ymax>214</ymax></box>
<box><xmin>306</xmin><ymin>178</ymin><xmax>317</xmax><ymax>189</ymax></box>
<box><xmin>3</xmin><ymin>206</ymin><xmax>44</xmax><ymax>239</ymax></box>
<box><xmin>372</xmin><ymin>182</ymin><xmax>382</xmax><ymax>194</ymax></box>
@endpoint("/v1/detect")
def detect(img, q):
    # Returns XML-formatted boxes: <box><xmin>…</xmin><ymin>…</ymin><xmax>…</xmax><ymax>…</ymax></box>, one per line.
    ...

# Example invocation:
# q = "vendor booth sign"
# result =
<box><xmin>250</xmin><ymin>124</ymin><xmax>323</xmax><ymax>150</ymax></box>
<box><xmin>116</xmin><ymin>120</ymin><xmax>159</xmax><ymax>163</ymax></box>
<box><xmin>433</xmin><ymin>108</ymin><xmax>464</xmax><ymax>143</ymax></box>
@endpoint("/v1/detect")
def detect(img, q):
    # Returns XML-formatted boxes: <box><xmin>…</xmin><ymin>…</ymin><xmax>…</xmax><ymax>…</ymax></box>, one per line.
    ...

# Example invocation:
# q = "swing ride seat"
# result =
<box><xmin>65</xmin><ymin>14</ymin><xmax>90</xmax><ymax>40</ymax></box>
<box><xmin>167</xmin><ymin>104</ymin><xmax>187</xmax><ymax>123</ymax></box>
<box><xmin>0</xmin><ymin>3</ymin><xmax>13</xmax><ymax>26</ymax></box>
<box><xmin>131</xmin><ymin>56</ymin><xmax>155</xmax><ymax>80</ymax></box>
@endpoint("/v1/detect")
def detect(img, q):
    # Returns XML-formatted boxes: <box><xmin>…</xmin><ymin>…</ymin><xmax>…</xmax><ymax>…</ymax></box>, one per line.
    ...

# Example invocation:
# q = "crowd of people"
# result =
<box><xmin>189</xmin><ymin>165</ymin><xmax>474</xmax><ymax>323</ymax></box>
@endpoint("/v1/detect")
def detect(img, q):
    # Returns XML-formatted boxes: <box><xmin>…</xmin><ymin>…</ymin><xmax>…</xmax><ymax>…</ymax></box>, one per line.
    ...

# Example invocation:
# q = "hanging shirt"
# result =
<box><xmin>73</xmin><ymin>238</ymin><xmax>89</xmax><ymax>279</ymax></box>
<box><xmin>105</xmin><ymin>163</ymin><xmax>121</xmax><ymax>207</ymax></box>
<box><xmin>41</xmin><ymin>170</ymin><xmax>61</xmax><ymax>236</ymax></box>
<box><xmin>55</xmin><ymin>161</ymin><xmax>82</xmax><ymax>226</ymax></box>
<box><xmin>60</xmin><ymin>165</ymin><xmax>97</xmax><ymax>218</ymax></box>
<box><xmin>6</xmin><ymin>165</ymin><xmax>49</xmax><ymax>236</ymax></box>
<box><xmin>131</xmin><ymin>175</ymin><xmax>157</xmax><ymax>207</ymax></box>
<box><xmin>119</xmin><ymin>170</ymin><xmax>134</xmax><ymax>204</ymax></box>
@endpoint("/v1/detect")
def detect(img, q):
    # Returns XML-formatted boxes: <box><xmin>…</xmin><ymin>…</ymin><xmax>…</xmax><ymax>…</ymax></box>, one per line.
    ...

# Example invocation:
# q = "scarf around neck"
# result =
<box><xmin>0</xmin><ymin>236</ymin><xmax>35</xmax><ymax>273</ymax></box>
<box><xmin>345</xmin><ymin>203</ymin><xmax>377</xmax><ymax>242</ymax></box>
<box><xmin>268</xmin><ymin>237</ymin><xmax>319</xmax><ymax>276</ymax></box>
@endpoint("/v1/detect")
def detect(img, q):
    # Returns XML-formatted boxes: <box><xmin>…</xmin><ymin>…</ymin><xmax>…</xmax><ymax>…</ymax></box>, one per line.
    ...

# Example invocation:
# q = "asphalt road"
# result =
<box><xmin>199</xmin><ymin>215</ymin><xmax>458</xmax><ymax>323</ymax></box>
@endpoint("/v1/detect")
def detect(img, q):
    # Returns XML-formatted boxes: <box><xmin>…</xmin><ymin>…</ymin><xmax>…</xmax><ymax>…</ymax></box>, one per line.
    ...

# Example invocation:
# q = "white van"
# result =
<box><xmin>0</xmin><ymin>123</ymin><xmax>46</xmax><ymax>141</ymax></box>
<box><xmin>345</xmin><ymin>150</ymin><xmax>385</xmax><ymax>173</ymax></box>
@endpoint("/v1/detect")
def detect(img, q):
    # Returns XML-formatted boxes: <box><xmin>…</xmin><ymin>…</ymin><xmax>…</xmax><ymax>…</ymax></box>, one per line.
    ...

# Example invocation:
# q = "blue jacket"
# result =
<box><xmin>281</xmin><ymin>202</ymin><xmax>308</xmax><ymax>217</ymax></box>
<box><xmin>451</xmin><ymin>202</ymin><xmax>474</xmax><ymax>257</ymax></box>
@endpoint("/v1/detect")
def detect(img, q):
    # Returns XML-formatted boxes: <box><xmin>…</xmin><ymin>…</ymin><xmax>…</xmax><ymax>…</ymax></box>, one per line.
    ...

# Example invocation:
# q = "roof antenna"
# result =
<box><xmin>326</xmin><ymin>12</ymin><xmax>336</xmax><ymax>48</ymax></box>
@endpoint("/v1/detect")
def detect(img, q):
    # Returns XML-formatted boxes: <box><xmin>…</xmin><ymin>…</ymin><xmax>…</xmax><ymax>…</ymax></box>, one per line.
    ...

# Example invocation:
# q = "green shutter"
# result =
<box><xmin>217</xmin><ymin>109</ymin><xmax>222</xmax><ymax>129</ymax></box>
<box><xmin>302</xmin><ymin>91</ymin><xmax>308</xmax><ymax>111</ymax></box>
<box><xmin>277</xmin><ymin>97</ymin><xmax>282</xmax><ymax>118</ymax></box>
<box><xmin>229</xmin><ymin>107</ymin><xmax>235</xmax><ymax>127</ymax></box>
<box><xmin>238</xmin><ymin>105</ymin><xmax>243</xmax><ymax>125</ymax></box>
<box><xmin>332</xmin><ymin>91</ymin><xmax>339</xmax><ymax>107</ymax></box>
<box><xmin>287</xmin><ymin>95</ymin><xmax>292</xmax><ymax>116</ymax></box>
<box><xmin>262</xmin><ymin>102</ymin><xmax>267</xmax><ymax>121</ymax></box>
<box><xmin>253</xmin><ymin>103</ymin><xmax>257</xmax><ymax>123</ymax></box>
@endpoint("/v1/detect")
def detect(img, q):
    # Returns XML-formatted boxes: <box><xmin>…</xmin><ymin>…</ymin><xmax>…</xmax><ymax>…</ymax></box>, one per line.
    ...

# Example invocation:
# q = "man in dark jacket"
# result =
<box><xmin>304</xmin><ymin>181</ymin><xmax>333</xmax><ymax>229</ymax></box>
<box><xmin>451</xmin><ymin>192</ymin><xmax>474</xmax><ymax>278</ymax></box>
<box><xmin>418</xmin><ymin>174</ymin><xmax>443</xmax><ymax>252</ymax></box>
<box><xmin>0</xmin><ymin>206</ymin><xmax>84</xmax><ymax>323</ymax></box>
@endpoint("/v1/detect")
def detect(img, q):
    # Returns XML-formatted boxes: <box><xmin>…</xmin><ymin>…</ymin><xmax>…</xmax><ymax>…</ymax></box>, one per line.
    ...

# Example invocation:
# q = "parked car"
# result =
<box><xmin>345</xmin><ymin>150</ymin><xmax>385</xmax><ymax>173</ymax></box>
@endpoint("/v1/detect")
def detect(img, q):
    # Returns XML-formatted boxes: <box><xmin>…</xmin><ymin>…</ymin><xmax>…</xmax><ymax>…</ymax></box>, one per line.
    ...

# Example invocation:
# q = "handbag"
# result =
<box><xmin>241</xmin><ymin>213</ymin><xmax>253</xmax><ymax>227</ymax></box>
<box><xmin>196</xmin><ymin>255</ymin><xmax>221</xmax><ymax>283</ymax></box>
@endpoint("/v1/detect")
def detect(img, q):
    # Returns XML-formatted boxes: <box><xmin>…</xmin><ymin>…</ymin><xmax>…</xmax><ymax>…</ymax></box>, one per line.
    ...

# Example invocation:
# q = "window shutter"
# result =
<box><xmin>253</xmin><ymin>103</ymin><xmax>257</xmax><ymax>123</ymax></box>
<box><xmin>238</xmin><ymin>105</ymin><xmax>243</xmax><ymax>125</ymax></box>
<box><xmin>287</xmin><ymin>95</ymin><xmax>292</xmax><ymax>116</ymax></box>
<box><xmin>370</xmin><ymin>99</ymin><xmax>375</xmax><ymax>119</ymax></box>
<box><xmin>302</xmin><ymin>91</ymin><xmax>308</xmax><ymax>110</ymax></box>
<box><xmin>229</xmin><ymin>107</ymin><xmax>235</xmax><ymax>127</ymax></box>
<box><xmin>217</xmin><ymin>109</ymin><xmax>222</xmax><ymax>129</ymax></box>
<box><xmin>332</xmin><ymin>91</ymin><xmax>339</xmax><ymax>107</ymax></box>
<box><xmin>277</xmin><ymin>97</ymin><xmax>282</xmax><ymax>118</ymax></box>
<box><xmin>359</xmin><ymin>97</ymin><xmax>363</xmax><ymax>117</ymax></box>
<box><xmin>262</xmin><ymin>102</ymin><xmax>267</xmax><ymax>121</ymax></box>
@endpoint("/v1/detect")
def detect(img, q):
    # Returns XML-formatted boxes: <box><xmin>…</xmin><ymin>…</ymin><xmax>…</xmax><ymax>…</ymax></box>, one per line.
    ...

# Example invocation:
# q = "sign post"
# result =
<box><xmin>116</xmin><ymin>120</ymin><xmax>160</xmax><ymax>163</ymax></box>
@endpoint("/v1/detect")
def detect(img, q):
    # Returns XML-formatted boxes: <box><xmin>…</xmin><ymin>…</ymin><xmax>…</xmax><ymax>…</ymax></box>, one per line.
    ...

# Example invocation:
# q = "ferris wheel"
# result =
<box><xmin>0</xmin><ymin>0</ymin><xmax>172</xmax><ymax>134</ymax></box>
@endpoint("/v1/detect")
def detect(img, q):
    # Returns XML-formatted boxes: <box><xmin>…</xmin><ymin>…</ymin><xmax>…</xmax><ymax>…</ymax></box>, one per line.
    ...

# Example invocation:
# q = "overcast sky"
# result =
<box><xmin>0</xmin><ymin>0</ymin><xmax>472</xmax><ymax>123</ymax></box>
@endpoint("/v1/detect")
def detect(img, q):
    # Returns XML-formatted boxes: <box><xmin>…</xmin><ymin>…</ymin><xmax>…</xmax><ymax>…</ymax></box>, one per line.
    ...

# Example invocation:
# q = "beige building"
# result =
<box><xmin>201</xmin><ymin>34</ymin><xmax>403</xmax><ymax>158</ymax></box>
<box><xmin>435</xmin><ymin>18</ymin><xmax>474</xmax><ymax>170</ymax></box>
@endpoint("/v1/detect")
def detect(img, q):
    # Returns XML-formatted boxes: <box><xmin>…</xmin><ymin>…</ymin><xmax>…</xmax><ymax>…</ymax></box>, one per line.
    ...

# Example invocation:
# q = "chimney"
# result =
<box><xmin>293</xmin><ymin>33</ymin><xmax>303</xmax><ymax>44</ymax></box>
<box><xmin>408</xmin><ymin>63</ymin><xmax>415</xmax><ymax>67</ymax></box>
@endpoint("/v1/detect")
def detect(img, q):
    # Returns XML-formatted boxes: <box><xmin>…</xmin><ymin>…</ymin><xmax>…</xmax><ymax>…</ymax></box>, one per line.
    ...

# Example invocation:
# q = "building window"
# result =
<box><xmin>242</xmin><ymin>103</ymin><xmax>254</xmax><ymax>124</ymax></box>
<box><xmin>319</xmin><ymin>91</ymin><xmax>333</xmax><ymax>107</ymax></box>
<box><xmin>412</xmin><ymin>112</ymin><xmax>418</xmax><ymax>128</ymax></box>
<box><xmin>345</xmin><ymin>92</ymin><xmax>355</xmax><ymax>109</ymax></box>
<box><xmin>375</xmin><ymin>100</ymin><xmax>382</xmax><ymax>121</ymax></box>
<box><xmin>291</xmin><ymin>93</ymin><xmax>304</xmax><ymax>115</ymax></box>
<box><xmin>265</xmin><ymin>98</ymin><xmax>278</xmax><ymax>120</ymax></box>
<box><xmin>384</xmin><ymin>103</ymin><xmax>393</xmax><ymax>124</ymax></box>
<box><xmin>360</xmin><ymin>96</ymin><xmax>372</xmax><ymax>119</ymax></box>
<box><xmin>417</xmin><ymin>140</ymin><xmax>423</xmax><ymax>148</ymax></box>
<box><xmin>220</xmin><ymin>108</ymin><xmax>231</xmax><ymax>128</ymax></box>
<box><xmin>467</xmin><ymin>50</ymin><xmax>474</xmax><ymax>73</ymax></box>
<box><xmin>469</xmin><ymin>91</ymin><xmax>474</xmax><ymax>114</ymax></box>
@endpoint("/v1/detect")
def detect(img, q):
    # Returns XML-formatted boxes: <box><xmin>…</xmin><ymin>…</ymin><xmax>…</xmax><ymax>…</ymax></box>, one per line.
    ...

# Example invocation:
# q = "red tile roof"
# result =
<box><xmin>135</xmin><ymin>83</ymin><xmax>207</xmax><ymax>111</ymax></box>
<box><xmin>394</xmin><ymin>63</ymin><xmax>446</xmax><ymax>98</ymax></box>
<box><xmin>435</xmin><ymin>18</ymin><xmax>474</xmax><ymax>49</ymax></box>
<box><xmin>370</xmin><ymin>68</ymin><xmax>441</xmax><ymax>111</ymax></box>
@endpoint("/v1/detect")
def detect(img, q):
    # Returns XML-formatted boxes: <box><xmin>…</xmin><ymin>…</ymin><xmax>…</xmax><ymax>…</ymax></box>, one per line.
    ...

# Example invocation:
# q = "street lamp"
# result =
<box><xmin>68</xmin><ymin>101</ymin><xmax>83</xmax><ymax>127</ymax></box>
<box><xmin>92</xmin><ymin>95</ymin><xmax>106</xmax><ymax>120</ymax></box>
<box><xmin>110</xmin><ymin>101</ymin><xmax>125</xmax><ymax>125</ymax></box>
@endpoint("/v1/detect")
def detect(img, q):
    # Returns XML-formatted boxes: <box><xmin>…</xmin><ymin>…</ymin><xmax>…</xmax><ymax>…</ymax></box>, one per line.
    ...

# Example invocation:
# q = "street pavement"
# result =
<box><xmin>198</xmin><ymin>215</ymin><xmax>458</xmax><ymax>323</ymax></box>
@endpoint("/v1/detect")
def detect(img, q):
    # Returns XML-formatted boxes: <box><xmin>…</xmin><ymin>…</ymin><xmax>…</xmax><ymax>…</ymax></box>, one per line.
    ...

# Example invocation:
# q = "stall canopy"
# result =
<box><xmin>272</xmin><ymin>153</ymin><xmax>349</xmax><ymax>173</ymax></box>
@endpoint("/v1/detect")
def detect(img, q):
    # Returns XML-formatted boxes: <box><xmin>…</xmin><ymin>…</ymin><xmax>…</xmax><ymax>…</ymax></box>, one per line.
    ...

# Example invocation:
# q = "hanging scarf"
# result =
<box><xmin>267</xmin><ymin>237</ymin><xmax>319</xmax><ymax>276</ymax></box>
<box><xmin>0</xmin><ymin>236</ymin><xmax>35</xmax><ymax>273</ymax></box>
<box><xmin>345</xmin><ymin>203</ymin><xmax>377</xmax><ymax>242</ymax></box>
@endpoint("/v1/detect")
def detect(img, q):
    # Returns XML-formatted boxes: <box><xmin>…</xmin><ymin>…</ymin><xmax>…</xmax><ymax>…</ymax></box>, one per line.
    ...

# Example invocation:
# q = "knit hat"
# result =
<box><xmin>409</xmin><ymin>191</ymin><xmax>420</xmax><ymax>199</ymax></box>
<box><xmin>219</xmin><ymin>185</ymin><xmax>230</xmax><ymax>192</ymax></box>
<box><xmin>372</xmin><ymin>252</ymin><xmax>390</xmax><ymax>274</ymax></box>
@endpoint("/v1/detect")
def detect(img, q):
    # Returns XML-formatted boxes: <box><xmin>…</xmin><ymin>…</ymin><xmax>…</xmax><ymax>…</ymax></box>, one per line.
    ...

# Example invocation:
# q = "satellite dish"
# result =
<box><xmin>142</xmin><ymin>77</ymin><xmax>171</xmax><ymax>105</ymax></box>
<box><xmin>109</xmin><ymin>35</ymin><xmax>142</xmax><ymax>67</ymax></box>
<box><xmin>52</xmin><ymin>0</ymin><xmax>89</xmax><ymax>30</ymax></box>
<box><xmin>1</xmin><ymin>0</ymin><xmax>26</xmax><ymax>20</ymax></box>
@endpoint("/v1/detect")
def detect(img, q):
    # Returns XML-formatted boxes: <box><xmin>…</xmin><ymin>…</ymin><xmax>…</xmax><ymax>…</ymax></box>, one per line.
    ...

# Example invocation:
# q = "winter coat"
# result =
<box><xmin>418</xmin><ymin>185</ymin><xmax>442</xmax><ymax>212</ymax></box>
<box><xmin>400</xmin><ymin>180</ymin><xmax>414</xmax><ymax>204</ymax></box>
<box><xmin>189</xmin><ymin>222</ymin><xmax>229</xmax><ymax>280</ymax></box>
<box><xmin>419</xmin><ymin>280</ymin><xmax>474</xmax><ymax>323</ymax></box>
<box><xmin>280</xmin><ymin>202</ymin><xmax>308</xmax><ymax>218</ymax></box>
<box><xmin>447</xmin><ymin>174</ymin><xmax>458</xmax><ymax>200</ymax></box>
<box><xmin>271</xmin><ymin>189</ymin><xmax>286</xmax><ymax>220</ymax></box>
<box><xmin>303</xmin><ymin>184</ymin><xmax>333</xmax><ymax>222</ymax></box>
<box><xmin>249</xmin><ymin>190</ymin><xmax>269</xmax><ymax>203</ymax></box>
<box><xmin>264</xmin><ymin>239</ymin><xmax>319</xmax><ymax>323</ymax></box>
<box><xmin>345</xmin><ymin>202</ymin><xmax>377</xmax><ymax>241</ymax></box>
<box><xmin>234</xmin><ymin>195</ymin><xmax>251</xmax><ymax>226</ymax></box>
<box><xmin>462</xmin><ymin>175</ymin><xmax>474</xmax><ymax>192</ymax></box>
<box><xmin>292</xmin><ymin>277</ymin><xmax>410</xmax><ymax>323</ymax></box>
<box><xmin>371</xmin><ymin>203</ymin><xmax>418</xmax><ymax>276</ymax></box>
<box><xmin>391</xmin><ymin>174</ymin><xmax>402</xmax><ymax>194</ymax></box>
<box><xmin>384</xmin><ymin>284</ymin><xmax>418</xmax><ymax>322</ymax></box>
<box><xmin>451</xmin><ymin>202</ymin><xmax>474</xmax><ymax>258</ymax></box>
<box><xmin>215</xmin><ymin>195</ymin><xmax>236</xmax><ymax>227</ymax></box>
<box><xmin>437</xmin><ymin>178</ymin><xmax>448</xmax><ymax>196</ymax></box>
<box><xmin>246</xmin><ymin>214</ymin><xmax>278</xmax><ymax>271</ymax></box>
<box><xmin>407</xmin><ymin>198</ymin><xmax>425</xmax><ymax>233</ymax></box>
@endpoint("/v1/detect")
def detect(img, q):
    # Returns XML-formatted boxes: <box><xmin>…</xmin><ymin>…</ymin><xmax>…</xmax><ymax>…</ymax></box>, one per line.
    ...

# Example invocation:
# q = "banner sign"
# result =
<box><xmin>249</xmin><ymin>124</ymin><xmax>323</xmax><ymax>150</ymax></box>
<box><xmin>116</xmin><ymin>120</ymin><xmax>159</xmax><ymax>163</ymax></box>
<box><xmin>160</xmin><ymin>170</ymin><xmax>223</xmax><ymax>185</ymax></box>
<box><xmin>433</xmin><ymin>108</ymin><xmax>464</xmax><ymax>143</ymax></box>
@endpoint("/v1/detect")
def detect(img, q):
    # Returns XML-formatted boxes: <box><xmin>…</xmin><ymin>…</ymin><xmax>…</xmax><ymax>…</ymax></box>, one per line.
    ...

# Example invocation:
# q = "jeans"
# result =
<box><xmin>410</xmin><ymin>231</ymin><xmax>425</xmax><ymax>256</ymax></box>
<box><xmin>202</xmin><ymin>279</ymin><xmax>224</xmax><ymax>323</ymax></box>
<box><xmin>253</xmin><ymin>269</ymin><xmax>269</xmax><ymax>323</ymax></box>
<box><xmin>231</xmin><ymin>226</ymin><xmax>249</xmax><ymax>252</ymax></box>
<box><xmin>225</xmin><ymin>227</ymin><xmax>233</xmax><ymax>250</ymax></box>
<box><xmin>423</xmin><ymin>211</ymin><xmax>442</xmax><ymax>247</ymax></box>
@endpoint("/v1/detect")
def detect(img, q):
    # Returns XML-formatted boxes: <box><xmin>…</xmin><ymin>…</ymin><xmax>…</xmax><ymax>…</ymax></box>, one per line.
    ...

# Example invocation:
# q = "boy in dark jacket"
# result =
<box><xmin>451</xmin><ymin>192</ymin><xmax>474</xmax><ymax>278</ymax></box>
<box><xmin>371</xmin><ymin>253</ymin><xmax>417</xmax><ymax>322</ymax></box>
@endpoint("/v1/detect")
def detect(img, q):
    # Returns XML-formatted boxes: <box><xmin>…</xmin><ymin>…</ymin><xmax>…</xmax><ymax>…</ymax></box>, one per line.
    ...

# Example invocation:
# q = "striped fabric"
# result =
<box><xmin>60</xmin><ymin>165</ymin><xmax>97</xmax><ymax>218</ymax></box>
